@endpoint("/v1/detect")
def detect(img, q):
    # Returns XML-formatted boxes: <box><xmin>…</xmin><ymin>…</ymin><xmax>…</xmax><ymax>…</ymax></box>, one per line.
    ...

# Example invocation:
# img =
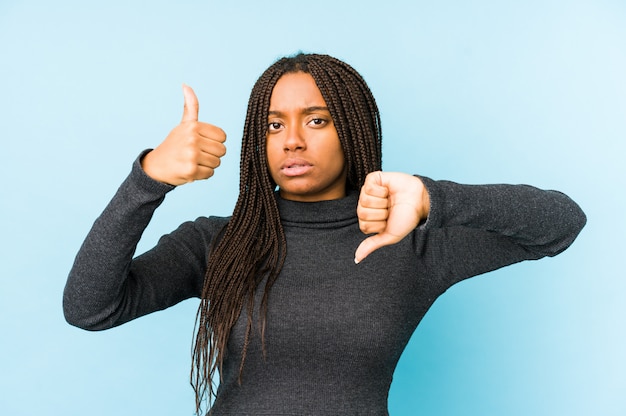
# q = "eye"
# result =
<box><xmin>308</xmin><ymin>118</ymin><xmax>328</xmax><ymax>127</ymax></box>
<box><xmin>267</xmin><ymin>122</ymin><xmax>283</xmax><ymax>132</ymax></box>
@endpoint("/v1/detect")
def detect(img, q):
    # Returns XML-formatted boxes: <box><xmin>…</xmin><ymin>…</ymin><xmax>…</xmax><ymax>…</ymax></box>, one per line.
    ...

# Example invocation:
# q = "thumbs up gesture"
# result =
<box><xmin>354</xmin><ymin>172</ymin><xmax>430</xmax><ymax>264</ymax></box>
<box><xmin>142</xmin><ymin>85</ymin><xmax>227</xmax><ymax>186</ymax></box>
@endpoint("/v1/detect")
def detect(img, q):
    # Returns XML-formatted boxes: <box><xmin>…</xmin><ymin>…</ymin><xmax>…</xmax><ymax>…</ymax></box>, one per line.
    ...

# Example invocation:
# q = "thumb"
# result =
<box><xmin>181</xmin><ymin>83</ymin><xmax>199</xmax><ymax>122</ymax></box>
<box><xmin>354</xmin><ymin>233</ymin><xmax>396</xmax><ymax>264</ymax></box>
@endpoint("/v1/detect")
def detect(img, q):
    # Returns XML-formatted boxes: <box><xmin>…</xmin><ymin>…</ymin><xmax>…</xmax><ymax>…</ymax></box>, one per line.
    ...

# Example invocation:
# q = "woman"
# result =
<box><xmin>64</xmin><ymin>53</ymin><xmax>586</xmax><ymax>415</ymax></box>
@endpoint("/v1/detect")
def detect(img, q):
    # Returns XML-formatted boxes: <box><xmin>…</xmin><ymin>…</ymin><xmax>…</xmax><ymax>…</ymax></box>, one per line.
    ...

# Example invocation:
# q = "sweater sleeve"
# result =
<box><xmin>415</xmin><ymin>177</ymin><xmax>587</xmax><ymax>286</ymax></box>
<box><xmin>63</xmin><ymin>152</ymin><xmax>211</xmax><ymax>330</ymax></box>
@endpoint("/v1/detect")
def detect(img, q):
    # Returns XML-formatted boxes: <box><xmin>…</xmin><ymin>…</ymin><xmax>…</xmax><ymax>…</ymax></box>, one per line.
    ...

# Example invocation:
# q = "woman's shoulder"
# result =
<box><xmin>184</xmin><ymin>215</ymin><xmax>231</xmax><ymax>238</ymax></box>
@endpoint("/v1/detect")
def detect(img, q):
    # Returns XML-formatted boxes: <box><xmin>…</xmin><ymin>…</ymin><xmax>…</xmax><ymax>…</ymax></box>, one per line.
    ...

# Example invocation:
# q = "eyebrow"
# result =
<box><xmin>268</xmin><ymin>106</ymin><xmax>330</xmax><ymax>117</ymax></box>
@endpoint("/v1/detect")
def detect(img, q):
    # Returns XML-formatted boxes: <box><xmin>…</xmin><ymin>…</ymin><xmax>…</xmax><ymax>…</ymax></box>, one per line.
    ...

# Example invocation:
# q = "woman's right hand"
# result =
<box><xmin>141</xmin><ymin>85</ymin><xmax>227</xmax><ymax>186</ymax></box>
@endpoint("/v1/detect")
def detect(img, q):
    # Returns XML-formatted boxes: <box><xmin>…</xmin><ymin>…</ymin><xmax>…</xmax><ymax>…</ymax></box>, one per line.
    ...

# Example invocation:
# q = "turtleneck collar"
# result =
<box><xmin>275</xmin><ymin>190</ymin><xmax>359</xmax><ymax>229</ymax></box>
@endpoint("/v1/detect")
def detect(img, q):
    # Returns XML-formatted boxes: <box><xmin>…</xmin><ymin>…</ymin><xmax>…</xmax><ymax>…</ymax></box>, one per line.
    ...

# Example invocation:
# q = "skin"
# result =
<box><xmin>142</xmin><ymin>79</ymin><xmax>430</xmax><ymax>263</ymax></box>
<box><xmin>142</xmin><ymin>85</ymin><xmax>227</xmax><ymax>186</ymax></box>
<box><xmin>356</xmin><ymin>171</ymin><xmax>430</xmax><ymax>263</ymax></box>
<box><xmin>266</xmin><ymin>72</ymin><xmax>347</xmax><ymax>202</ymax></box>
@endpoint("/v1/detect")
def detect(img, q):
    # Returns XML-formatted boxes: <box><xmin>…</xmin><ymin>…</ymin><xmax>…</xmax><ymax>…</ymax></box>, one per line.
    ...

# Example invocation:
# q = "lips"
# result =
<box><xmin>280</xmin><ymin>158</ymin><xmax>313</xmax><ymax>177</ymax></box>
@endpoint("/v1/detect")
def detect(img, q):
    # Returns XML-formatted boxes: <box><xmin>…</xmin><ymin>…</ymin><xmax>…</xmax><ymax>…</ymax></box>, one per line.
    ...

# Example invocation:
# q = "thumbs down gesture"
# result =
<box><xmin>355</xmin><ymin>172</ymin><xmax>430</xmax><ymax>264</ymax></box>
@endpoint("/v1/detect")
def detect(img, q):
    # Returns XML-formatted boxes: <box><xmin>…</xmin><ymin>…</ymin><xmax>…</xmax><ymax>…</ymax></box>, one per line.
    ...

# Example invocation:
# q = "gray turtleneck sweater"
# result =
<box><xmin>63</xmin><ymin>154</ymin><xmax>586</xmax><ymax>415</ymax></box>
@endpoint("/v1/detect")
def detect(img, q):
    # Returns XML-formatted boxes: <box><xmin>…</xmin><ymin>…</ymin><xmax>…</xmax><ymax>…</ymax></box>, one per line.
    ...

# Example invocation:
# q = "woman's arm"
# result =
<box><xmin>63</xmin><ymin>155</ymin><xmax>210</xmax><ymax>330</ymax></box>
<box><xmin>64</xmin><ymin>85</ymin><xmax>228</xmax><ymax>330</ymax></box>
<box><xmin>355</xmin><ymin>172</ymin><xmax>586</xmax><ymax>272</ymax></box>
<box><xmin>416</xmin><ymin>176</ymin><xmax>587</xmax><ymax>284</ymax></box>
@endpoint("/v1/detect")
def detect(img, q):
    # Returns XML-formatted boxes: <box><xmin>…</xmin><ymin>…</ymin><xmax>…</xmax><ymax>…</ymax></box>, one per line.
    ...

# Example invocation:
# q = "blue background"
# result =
<box><xmin>1</xmin><ymin>1</ymin><xmax>624</xmax><ymax>414</ymax></box>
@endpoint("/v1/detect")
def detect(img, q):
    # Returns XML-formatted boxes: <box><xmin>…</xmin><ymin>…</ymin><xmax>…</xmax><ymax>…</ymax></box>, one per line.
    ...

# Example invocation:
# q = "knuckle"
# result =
<box><xmin>182</xmin><ymin>134</ymin><xmax>199</xmax><ymax>150</ymax></box>
<box><xmin>359</xmin><ymin>220</ymin><xmax>385</xmax><ymax>235</ymax></box>
<box><xmin>359</xmin><ymin>193</ymin><xmax>372</xmax><ymax>205</ymax></box>
<box><xmin>181</xmin><ymin>163</ymin><xmax>198</xmax><ymax>178</ymax></box>
<box><xmin>183</xmin><ymin>146</ymin><xmax>200</xmax><ymax>162</ymax></box>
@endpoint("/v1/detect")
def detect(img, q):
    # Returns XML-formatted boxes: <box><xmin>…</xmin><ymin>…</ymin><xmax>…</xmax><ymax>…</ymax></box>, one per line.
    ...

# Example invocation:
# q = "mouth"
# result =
<box><xmin>280</xmin><ymin>159</ymin><xmax>313</xmax><ymax>177</ymax></box>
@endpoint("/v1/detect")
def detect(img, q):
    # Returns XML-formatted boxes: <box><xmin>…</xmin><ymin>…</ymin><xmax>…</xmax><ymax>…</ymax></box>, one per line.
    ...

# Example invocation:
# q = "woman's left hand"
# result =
<box><xmin>355</xmin><ymin>172</ymin><xmax>430</xmax><ymax>264</ymax></box>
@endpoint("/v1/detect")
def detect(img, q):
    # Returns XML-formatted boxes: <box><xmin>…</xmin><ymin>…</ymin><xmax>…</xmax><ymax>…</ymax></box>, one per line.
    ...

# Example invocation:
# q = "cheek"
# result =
<box><xmin>265</xmin><ymin>141</ymin><xmax>279</xmax><ymax>170</ymax></box>
<box><xmin>331</xmin><ymin>141</ymin><xmax>346</xmax><ymax>172</ymax></box>
<box><xmin>265</xmin><ymin>143</ymin><xmax>285</xmax><ymax>185</ymax></box>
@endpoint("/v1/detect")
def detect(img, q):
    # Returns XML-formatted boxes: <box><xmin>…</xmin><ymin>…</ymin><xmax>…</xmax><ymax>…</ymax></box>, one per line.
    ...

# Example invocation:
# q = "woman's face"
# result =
<box><xmin>266</xmin><ymin>72</ymin><xmax>347</xmax><ymax>202</ymax></box>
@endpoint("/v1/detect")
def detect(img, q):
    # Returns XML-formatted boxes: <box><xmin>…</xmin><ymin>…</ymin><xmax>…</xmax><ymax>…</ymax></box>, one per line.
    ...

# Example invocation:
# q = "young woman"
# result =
<box><xmin>64</xmin><ymin>53</ymin><xmax>586</xmax><ymax>415</ymax></box>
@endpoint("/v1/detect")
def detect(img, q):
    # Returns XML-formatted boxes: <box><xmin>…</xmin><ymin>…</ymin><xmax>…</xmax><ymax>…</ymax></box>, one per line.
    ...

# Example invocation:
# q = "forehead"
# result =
<box><xmin>269</xmin><ymin>72</ymin><xmax>328</xmax><ymax>110</ymax></box>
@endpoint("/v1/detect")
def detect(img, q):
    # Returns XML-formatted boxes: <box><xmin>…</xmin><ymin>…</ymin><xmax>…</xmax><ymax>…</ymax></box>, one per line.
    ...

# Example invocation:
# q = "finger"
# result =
<box><xmin>358</xmin><ymin>219</ymin><xmax>386</xmax><ymax>235</ymax></box>
<box><xmin>196</xmin><ymin>152</ymin><xmax>222</xmax><ymax>170</ymax></box>
<box><xmin>181</xmin><ymin>84</ymin><xmax>199</xmax><ymax>122</ymax></box>
<box><xmin>357</xmin><ymin>205</ymin><xmax>388</xmax><ymax>222</ymax></box>
<box><xmin>196</xmin><ymin>122</ymin><xmax>227</xmax><ymax>143</ymax></box>
<box><xmin>354</xmin><ymin>233</ymin><xmax>398</xmax><ymax>264</ymax></box>
<box><xmin>178</xmin><ymin>159</ymin><xmax>216</xmax><ymax>182</ymax></box>
<box><xmin>358</xmin><ymin>193</ymin><xmax>388</xmax><ymax>211</ymax></box>
<box><xmin>362</xmin><ymin>171</ymin><xmax>388</xmax><ymax>198</ymax></box>
<box><xmin>358</xmin><ymin>173</ymin><xmax>389</xmax><ymax>216</ymax></box>
<box><xmin>193</xmin><ymin>165</ymin><xmax>216</xmax><ymax>180</ymax></box>
<box><xmin>188</xmin><ymin>166</ymin><xmax>216</xmax><ymax>181</ymax></box>
<box><xmin>197</xmin><ymin>137</ymin><xmax>227</xmax><ymax>160</ymax></box>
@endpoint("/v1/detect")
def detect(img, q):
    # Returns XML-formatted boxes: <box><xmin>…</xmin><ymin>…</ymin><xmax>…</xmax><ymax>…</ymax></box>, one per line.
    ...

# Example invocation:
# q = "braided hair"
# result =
<box><xmin>191</xmin><ymin>53</ymin><xmax>382</xmax><ymax>413</ymax></box>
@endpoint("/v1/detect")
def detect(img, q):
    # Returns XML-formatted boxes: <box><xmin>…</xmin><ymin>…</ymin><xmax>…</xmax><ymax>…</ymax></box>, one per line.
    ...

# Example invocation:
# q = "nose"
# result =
<box><xmin>283</xmin><ymin>125</ymin><xmax>306</xmax><ymax>151</ymax></box>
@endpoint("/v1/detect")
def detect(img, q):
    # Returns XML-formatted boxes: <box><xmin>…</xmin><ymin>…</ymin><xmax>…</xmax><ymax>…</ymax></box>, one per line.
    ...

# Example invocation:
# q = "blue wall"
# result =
<box><xmin>1</xmin><ymin>1</ymin><xmax>624</xmax><ymax>414</ymax></box>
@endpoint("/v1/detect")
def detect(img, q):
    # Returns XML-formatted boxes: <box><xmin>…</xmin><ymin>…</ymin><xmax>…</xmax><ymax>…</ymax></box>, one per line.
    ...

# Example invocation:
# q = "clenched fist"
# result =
<box><xmin>142</xmin><ymin>84</ymin><xmax>227</xmax><ymax>186</ymax></box>
<box><xmin>354</xmin><ymin>172</ymin><xmax>430</xmax><ymax>264</ymax></box>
